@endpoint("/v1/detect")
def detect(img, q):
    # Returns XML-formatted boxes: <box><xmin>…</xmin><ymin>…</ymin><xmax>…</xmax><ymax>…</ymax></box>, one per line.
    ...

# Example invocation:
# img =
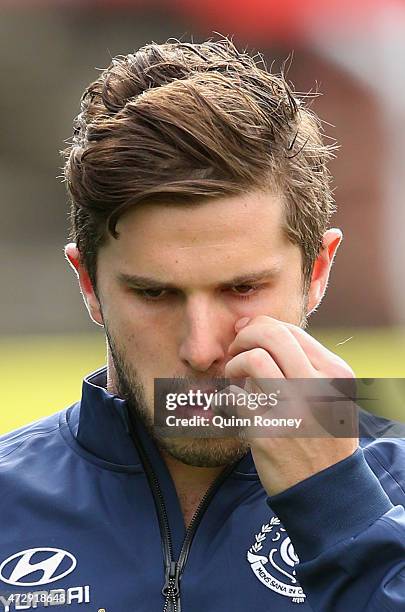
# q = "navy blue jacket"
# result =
<box><xmin>0</xmin><ymin>367</ymin><xmax>404</xmax><ymax>611</ymax></box>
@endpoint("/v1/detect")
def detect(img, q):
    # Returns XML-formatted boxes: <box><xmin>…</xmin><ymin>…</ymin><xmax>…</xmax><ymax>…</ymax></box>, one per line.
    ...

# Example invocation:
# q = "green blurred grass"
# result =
<box><xmin>1</xmin><ymin>327</ymin><xmax>405</xmax><ymax>435</ymax></box>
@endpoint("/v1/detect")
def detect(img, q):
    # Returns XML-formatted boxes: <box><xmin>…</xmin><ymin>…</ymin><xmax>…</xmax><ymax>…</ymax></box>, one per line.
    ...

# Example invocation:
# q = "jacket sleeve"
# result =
<box><xmin>267</xmin><ymin>446</ymin><xmax>405</xmax><ymax>611</ymax></box>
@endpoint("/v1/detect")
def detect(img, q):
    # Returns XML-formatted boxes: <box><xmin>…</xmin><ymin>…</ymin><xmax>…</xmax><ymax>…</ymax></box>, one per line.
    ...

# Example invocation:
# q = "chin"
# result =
<box><xmin>156</xmin><ymin>436</ymin><xmax>249</xmax><ymax>468</ymax></box>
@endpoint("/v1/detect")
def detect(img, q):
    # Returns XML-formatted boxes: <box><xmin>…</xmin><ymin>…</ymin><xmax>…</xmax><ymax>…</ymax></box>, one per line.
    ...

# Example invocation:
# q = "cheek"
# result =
<box><xmin>117</xmin><ymin>320</ymin><xmax>176</xmax><ymax>374</ymax></box>
<box><xmin>103</xmin><ymin>295</ymin><xmax>155</xmax><ymax>344</ymax></box>
<box><xmin>102</xmin><ymin>293</ymin><xmax>177</xmax><ymax>358</ymax></box>
<box><xmin>246</xmin><ymin>284</ymin><xmax>305</xmax><ymax>324</ymax></box>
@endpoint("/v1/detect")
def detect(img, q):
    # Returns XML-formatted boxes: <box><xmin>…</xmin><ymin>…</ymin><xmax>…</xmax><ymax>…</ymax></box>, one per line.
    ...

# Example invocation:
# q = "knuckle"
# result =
<box><xmin>262</xmin><ymin>325</ymin><xmax>276</xmax><ymax>342</ymax></box>
<box><xmin>247</xmin><ymin>348</ymin><xmax>269</xmax><ymax>368</ymax></box>
<box><xmin>262</xmin><ymin>323</ymin><xmax>285</xmax><ymax>343</ymax></box>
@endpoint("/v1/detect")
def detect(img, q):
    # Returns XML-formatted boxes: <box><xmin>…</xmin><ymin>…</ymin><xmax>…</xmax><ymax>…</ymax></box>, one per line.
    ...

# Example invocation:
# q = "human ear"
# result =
<box><xmin>64</xmin><ymin>242</ymin><xmax>104</xmax><ymax>327</ymax></box>
<box><xmin>306</xmin><ymin>229</ymin><xmax>342</xmax><ymax>315</ymax></box>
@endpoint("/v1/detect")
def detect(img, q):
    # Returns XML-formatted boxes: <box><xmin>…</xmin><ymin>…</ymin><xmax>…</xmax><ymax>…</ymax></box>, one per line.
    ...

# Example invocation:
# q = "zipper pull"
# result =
<box><xmin>162</xmin><ymin>560</ymin><xmax>181</xmax><ymax>612</ymax></box>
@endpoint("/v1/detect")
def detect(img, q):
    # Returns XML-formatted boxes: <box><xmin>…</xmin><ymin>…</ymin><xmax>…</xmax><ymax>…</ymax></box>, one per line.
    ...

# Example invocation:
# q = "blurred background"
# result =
<box><xmin>1</xmin><ymin>0</ymin><xmax>405</xmax><ymax>434</ymax></box>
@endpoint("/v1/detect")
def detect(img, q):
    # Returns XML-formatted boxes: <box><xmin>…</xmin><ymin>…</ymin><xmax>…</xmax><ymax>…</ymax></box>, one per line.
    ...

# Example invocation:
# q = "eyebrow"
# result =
<box><xmin>117</xmin><ymin>267</ymin><xmax>282</xmax><ymax>290</ymax></box>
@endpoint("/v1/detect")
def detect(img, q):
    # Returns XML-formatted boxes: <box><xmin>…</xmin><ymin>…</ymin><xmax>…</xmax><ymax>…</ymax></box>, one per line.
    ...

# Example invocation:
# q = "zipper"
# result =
<box><xmin>128</xmin><ymin>411</ymin><xmax>240</xmax><ymax>612</ymax></box>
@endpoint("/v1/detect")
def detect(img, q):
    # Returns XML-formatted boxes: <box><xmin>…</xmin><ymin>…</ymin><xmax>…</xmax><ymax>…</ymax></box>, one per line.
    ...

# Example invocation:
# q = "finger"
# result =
<box><xmin>227</xmin><ymin>322</ymin><xmax>314</xmax><ymax>378</ymax></box>
<box><xmin>283</xmin><ymin>323</ymin><xmax>354</xmax><ymax>375</ymax></box>
<box><xmin>225</xmin><ymin>347</ymin><xmax>284</xmax><ymax>381</ymax></box>
<box><xmin>235</xmin><ymin>315</ymin><xmax>351</xmax><ymax>374</ymax></box>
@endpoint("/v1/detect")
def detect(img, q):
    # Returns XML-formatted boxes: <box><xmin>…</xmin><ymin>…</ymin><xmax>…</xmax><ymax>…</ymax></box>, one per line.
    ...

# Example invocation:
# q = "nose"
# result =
<box><xmin>178</xmin><ymin>295</ymin><xmax>228</xmax><ymax>373</ymax></box>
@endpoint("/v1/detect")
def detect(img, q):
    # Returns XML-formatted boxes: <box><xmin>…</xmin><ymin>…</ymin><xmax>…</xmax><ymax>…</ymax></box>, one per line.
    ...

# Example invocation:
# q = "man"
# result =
<box><xmin>0</xmin><ymin>38</ymin><xmax>404</xmax><ymax>612</ymax></box>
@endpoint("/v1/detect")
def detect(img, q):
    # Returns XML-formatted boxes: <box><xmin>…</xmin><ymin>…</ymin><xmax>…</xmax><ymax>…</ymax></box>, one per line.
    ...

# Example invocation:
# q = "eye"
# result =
<box><xmin>230</xmin><ymin>284</ymin><xmax>259</xmax><ymax>299</ymax></box>
<box><xmin>132</xmin><ymin>288</ymin><xmax>169</xmax><ymax>301</ymax></box>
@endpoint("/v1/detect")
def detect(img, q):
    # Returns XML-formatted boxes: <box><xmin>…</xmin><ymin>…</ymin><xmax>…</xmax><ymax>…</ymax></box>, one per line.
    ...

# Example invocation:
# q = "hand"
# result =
<box><xmin>224</xmin><ymin>315</ymin><xmax>359</xmax><ymax>496</ymax></box>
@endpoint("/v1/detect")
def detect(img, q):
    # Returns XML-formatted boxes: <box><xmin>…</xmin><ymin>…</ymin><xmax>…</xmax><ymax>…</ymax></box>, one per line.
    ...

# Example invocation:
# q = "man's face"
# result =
<box><xmin>94</xmin><ymin>189</ymin><xmax>308</xmax><ymax>467</ymax></box>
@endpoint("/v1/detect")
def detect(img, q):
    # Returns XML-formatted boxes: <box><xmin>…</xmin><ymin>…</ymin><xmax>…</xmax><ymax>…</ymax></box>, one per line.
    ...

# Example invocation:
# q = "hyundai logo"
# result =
<box><xmin>0</xmin><ymin>548</ymin><xmax>77</xmax><ymax>587</ymax></box>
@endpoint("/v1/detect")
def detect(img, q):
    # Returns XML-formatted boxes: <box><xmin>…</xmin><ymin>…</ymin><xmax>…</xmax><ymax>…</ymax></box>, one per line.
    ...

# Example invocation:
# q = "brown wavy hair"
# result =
<box><xmin>62</xmin><ymin>37</ymin><xmax>336</xmax><ymax>291</ymax></box>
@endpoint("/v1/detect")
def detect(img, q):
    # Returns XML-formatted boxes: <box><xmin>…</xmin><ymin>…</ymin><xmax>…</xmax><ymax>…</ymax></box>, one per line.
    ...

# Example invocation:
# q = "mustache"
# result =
<box><xmin>154</xmin><ymin>376</ymin><xmax>231</xmax><ymax>397</ymax></box>
<box><xmin>153</xmin><ymin>377</ymin><xmax>233</xmax><ymax>419</ymax></box>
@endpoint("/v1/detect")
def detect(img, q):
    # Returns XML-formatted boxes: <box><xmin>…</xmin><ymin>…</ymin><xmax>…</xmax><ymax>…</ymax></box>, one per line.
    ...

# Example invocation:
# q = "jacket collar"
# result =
<box><xmin>75</xmin><ymin>366</ymin><xmax>140</xmax><ymax>466</ymax></box>
<box><xmin>73</xmin><ymin>366</ymin><xmax>258</xmax><ymax>477</ymax></box>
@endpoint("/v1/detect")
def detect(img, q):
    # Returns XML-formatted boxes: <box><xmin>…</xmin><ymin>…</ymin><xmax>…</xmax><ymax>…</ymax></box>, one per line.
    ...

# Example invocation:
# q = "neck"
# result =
<box><xmin>160</xmin><ymin>449</ymin><xmax>225</xmax><ymax>528</ymax></box>
<box><xmin>160</xmin><ymin>448</ymin><xmax>225</xmax><ymax>489</ymax></box>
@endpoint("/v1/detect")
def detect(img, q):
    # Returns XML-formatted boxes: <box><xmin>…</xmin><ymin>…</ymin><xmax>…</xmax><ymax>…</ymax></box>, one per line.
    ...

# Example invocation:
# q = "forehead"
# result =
<box><xmin>99</xmin><ymin>190</ymin><xmax>298</xmax><ymax>283</ymax></box>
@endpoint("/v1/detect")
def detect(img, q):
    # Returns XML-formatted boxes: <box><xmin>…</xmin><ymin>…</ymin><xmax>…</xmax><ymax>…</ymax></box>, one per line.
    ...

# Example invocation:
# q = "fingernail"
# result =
<box><xmin>235</xmin><ymin>317</ymin><xmax>250</xmax><ymax>331</ymax></box>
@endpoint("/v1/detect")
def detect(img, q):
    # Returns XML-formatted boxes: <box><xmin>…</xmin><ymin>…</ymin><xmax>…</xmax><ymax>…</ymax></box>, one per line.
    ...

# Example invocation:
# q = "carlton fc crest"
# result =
<box><xmin>247</xmin><ymin>517</ymin><xmax>306</xmax><ymax>604</ymax></box>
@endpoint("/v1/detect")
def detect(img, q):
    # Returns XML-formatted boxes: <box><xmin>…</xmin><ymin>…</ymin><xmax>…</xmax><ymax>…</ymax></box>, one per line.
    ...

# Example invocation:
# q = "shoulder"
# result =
<box><xmin>0</xmin><ymin>407</ymin><xmax>71</xmax><ymax>464</ymax></box>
